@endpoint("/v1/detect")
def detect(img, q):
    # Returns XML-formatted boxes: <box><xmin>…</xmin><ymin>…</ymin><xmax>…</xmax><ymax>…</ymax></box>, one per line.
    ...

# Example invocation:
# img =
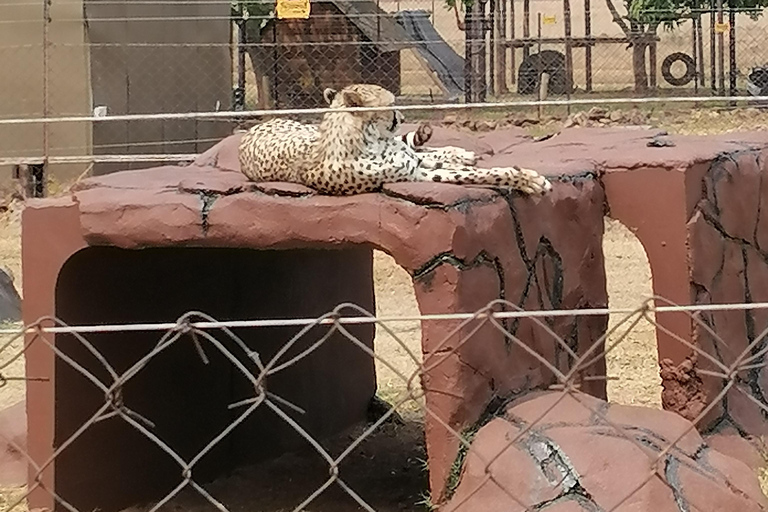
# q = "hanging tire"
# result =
<box><xmin>661</xmin><ymin>52</ymin><xmax>696</xmax><ymax>87</ymax></box>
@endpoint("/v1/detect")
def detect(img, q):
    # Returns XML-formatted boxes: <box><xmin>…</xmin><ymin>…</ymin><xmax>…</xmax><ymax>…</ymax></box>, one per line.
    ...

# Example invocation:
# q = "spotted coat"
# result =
<box><xmin>239</xmin><ymin>84</ymin><xmax>552</xmax><ymax>196</ymax></box>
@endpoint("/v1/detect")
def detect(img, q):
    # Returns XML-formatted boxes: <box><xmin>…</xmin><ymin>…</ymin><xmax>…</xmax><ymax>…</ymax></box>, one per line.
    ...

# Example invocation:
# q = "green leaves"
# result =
<box><xmin>627</xmin><ymin>0</ymin><xmax>685</xmax><ymax>27</ymax></box>
<box><xmin>629</xmin><ymin>0</ymin><xmax>768</xmax><ymax>27</ymax></box>
<box><xmin>231</xmin><ymin>0</ymin><xmax>275</xmax><ymax>41</ymax></box>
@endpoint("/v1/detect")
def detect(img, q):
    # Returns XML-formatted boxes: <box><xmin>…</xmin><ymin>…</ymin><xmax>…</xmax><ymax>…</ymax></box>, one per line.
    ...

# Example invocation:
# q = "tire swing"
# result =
<box><xmin>661</xmin><ymin>52</ymin><xmax>696</xmax><ymax>87</ymax></box>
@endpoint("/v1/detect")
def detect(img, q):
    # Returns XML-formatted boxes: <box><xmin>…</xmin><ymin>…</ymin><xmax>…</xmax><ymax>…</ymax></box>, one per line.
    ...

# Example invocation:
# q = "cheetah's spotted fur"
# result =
<box><xmin>238</xmin><ymin>84</ymin><xmax>552</xmax><ymax>196</ymax></box>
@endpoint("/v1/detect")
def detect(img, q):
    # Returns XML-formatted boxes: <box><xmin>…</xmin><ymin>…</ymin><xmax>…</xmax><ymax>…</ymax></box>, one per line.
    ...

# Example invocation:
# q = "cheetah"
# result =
<box><xmin>238</xmin><ymin>84</ymin><xmax>552</xmax><ymax>196</ymax></box>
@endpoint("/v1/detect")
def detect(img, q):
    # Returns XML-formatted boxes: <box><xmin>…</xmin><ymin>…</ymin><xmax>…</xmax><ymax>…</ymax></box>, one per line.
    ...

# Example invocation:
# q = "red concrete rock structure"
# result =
<box><xmin>19</xmin><ymin>125</ymin><xmax>768</xmax><ymax>512</ymax></box>
<box><xmin>444</xmin><ymin>391</ymin><xmax>768</xmax><ymax>511</ymax></box>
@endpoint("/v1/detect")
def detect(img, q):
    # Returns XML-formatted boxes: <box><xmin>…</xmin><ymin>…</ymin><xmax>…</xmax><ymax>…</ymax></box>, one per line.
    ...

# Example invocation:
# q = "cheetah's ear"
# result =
<box><xmin>341</xmin><ymin>89</ymin><xmax>364</xmax><ymax>108</ymax></box>
<box><xmin>323</xmin><ymin>88</ymin><xmax>337</xmax><ymax>105</ymax></box>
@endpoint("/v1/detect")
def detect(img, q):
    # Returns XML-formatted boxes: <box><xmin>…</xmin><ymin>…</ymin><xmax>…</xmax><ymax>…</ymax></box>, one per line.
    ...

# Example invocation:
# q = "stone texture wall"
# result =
<box><xmin>687</xmin><ymin>148</ymin><xmax>768</xmax><ymax>441</ymax></box>
<box><xmin>21</xmin><ymin>126</ymin><xmax>611</xmax><ymax>511</ymax></box>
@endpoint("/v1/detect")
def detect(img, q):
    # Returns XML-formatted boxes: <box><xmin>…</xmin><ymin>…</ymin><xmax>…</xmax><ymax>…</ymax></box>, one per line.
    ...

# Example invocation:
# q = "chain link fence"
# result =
<box><xmin>3</xmin><ymin>0</ymin><xmax>768</xmax><ymax>187</ymax></box>
<box><xmin>1</xmin><ymin>297</ymin><xmax>767</xmax><ymax>512</ymax></box>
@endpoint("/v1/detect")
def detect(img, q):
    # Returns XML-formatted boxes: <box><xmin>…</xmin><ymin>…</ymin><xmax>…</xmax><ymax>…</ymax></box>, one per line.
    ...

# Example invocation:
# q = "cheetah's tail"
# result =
<box><xmin>418</xmin><ymin>165</ymin><xmax>553</xmax><ymax>195</ymax></box>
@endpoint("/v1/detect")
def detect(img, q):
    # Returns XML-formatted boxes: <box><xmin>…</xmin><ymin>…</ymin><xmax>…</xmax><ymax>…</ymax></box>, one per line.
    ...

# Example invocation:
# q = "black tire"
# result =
<box><xmin>747</xmin><ymin>67</ymin><xmax>768</xmax><ymax>96</ymax></box>
<box><xmin>517</xmin><ymin>50</ymin><xmax>570</xmax><ymax>95</ymax></box>
<box><xmin>661</xmin><ymin>52</ymin><xmax>696</xmax><ymax>87</ymax></box>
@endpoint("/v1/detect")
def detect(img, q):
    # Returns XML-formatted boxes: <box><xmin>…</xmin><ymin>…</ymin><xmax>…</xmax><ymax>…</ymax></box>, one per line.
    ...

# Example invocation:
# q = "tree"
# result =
<box><xmin>231</xmin><ymin>0</ymin><xmax>276</xmax><ymax>107</ymax></box>
<box><xmin>604</xmin><ymin>0</ymin><xmax>685</xmax><ymax>92</ymax></box>
<box><xmin>608</xmin><ymin>0</ymin><xmax>768</xmax><ymax>92</ymax></box>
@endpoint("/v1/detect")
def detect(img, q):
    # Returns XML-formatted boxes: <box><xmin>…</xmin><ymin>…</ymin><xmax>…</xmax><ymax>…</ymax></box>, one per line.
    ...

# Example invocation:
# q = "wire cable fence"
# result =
<box><xmin>1</xmin><ymin>297</ymin><xmax>767</xmax><ymax>512</ymax></box>
<box><xmin>3</xmin><ymin>0</ymin><xmax>768</xmax><ymax>177</ymax></box>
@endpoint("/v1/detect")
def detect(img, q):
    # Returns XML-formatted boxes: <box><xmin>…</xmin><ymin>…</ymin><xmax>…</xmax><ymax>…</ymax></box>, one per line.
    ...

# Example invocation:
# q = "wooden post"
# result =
<box><xmin>563</xmin><ymin>0</ymin><xmax>574</xmax><ymax>100</ymax></box>
<box><xmin>235</xmin><ymin>17</ymin><xmax>247</xmax><ymax>110</ymax></box>
<box><xmin>494</xmin><ymin>0</ymin><xmax>508</xmax><ymax>94</ymax></box>
<box><xmin>537</xmin><ymin>12</ymin><xmax>543</xmax><ymax>119</ymax></box>
<box><xmin>478</xmin><ymin>0</ymin><xmax>488</xmax><ymax>101</ymax></box>
<box><xmin>523</xmin><ymin>0</ymin><xmax>530</xmax><ymax>59</ymax></box>
<box><xmin>710</xmin><ymin>4</ymin><xmax>716</xmax><ymax>93</ymax></box>
<box><xmin>692</xmin><ymin>16</ymin><xmax>699</xmax><ymax>92</ymax></box>
<box><xmin>489</xmin><ymin>0</ymin><xmax>496</xmax><ymax>96</ymax></box>
<box><xmin>509</xmin><ymin>0</ymin><xmax>516</xmax><ymax>84</ymax></box>
<box><xmin>649</xmin><ymin>40</ymin><xmax>657</xmax><ymax>89</ymax></box>
<box><xmin>464</xmin><ymin>6</ymin><xmax>474</xmax><ymax>103</ymax></box>
<box><xmin>584</xmin><ymin>0</ymin><xmax>592</xmax><ymax>92</ymax></box>
<box><xmin>717</xmin><ymin>0</ymin><xmax>725</xmax><ymax>95</ymax></box>
<box><xmin>696</xmin><ymin>13</ymin><xmax>705</xmax><ymax>88</ymax></box>
<box><xmin>464</xmin><ymin>1</ymin><xmax>486</xmax><ymax>102</ymax></box>
<box><xmin>728</xmin><ymin>6</ymin><xmax>736</xmax><ymax>96</ymax></box>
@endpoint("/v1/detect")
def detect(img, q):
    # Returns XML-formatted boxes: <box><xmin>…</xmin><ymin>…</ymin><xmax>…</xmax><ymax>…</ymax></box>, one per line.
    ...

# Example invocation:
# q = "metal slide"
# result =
<box><xmin>394</xmin><ymin>10</ymin><xmax>465</xmax><ymax>98</ymax></box>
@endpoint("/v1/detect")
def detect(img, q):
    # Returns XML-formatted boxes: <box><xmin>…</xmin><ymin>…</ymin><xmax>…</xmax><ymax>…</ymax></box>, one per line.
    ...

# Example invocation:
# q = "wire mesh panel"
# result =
<box><xmin>2</xmin><ymin>0</ymin><xmax>768</xmax><ymax>181</ymax></box>
<box><xmin>1</xmin><ymin>297</ymin><xmax>768</xmax><ymax>512</ymax></box>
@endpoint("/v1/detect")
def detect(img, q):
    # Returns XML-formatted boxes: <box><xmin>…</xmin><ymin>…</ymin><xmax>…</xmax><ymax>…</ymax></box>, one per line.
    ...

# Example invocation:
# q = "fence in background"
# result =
<box><xmin>2</xmin><ymin>0</ymin><xmax>768</xmax><ymax>186</ymax></box>
<box><xmin>1</xmin><ymin>298</ymin><xmax>767</xmax><ymax>512</ymax></box>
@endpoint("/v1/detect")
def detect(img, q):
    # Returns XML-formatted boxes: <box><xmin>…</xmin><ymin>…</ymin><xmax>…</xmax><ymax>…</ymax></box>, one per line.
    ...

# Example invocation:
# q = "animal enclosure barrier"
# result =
<box><xmin>3</xmin><ymin>301</ymin><xmax>768</xmax><ymax>511</ymax></box>
<box><xmin>7</xmin><ymin>0</ymin><xmax>768</xmax><ymax>186</ymax></box>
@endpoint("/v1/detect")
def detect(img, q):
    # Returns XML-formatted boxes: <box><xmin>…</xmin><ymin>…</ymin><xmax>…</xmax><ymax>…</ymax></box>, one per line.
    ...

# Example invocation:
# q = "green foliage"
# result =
<box><xmin>231</xmin><ymin>0</ymin><xmax>275</xmax><ymax>42</ymax></box>
<box><xmin>443</xmin><ymin>0</ymin><xmax>473</xmax><ymax>10</ymax></box>
<box><xmin>442</xmin><ymin>0</ymin><xmax>768</xmax><ymax>28</ymax></box>
<box><xmin>629</xmin><ymin>0</ymin><xmax>768</xmax><ymax>28</ymax></box>
<box><xmin>627</xmin><ymin>0</ymin><xmax>688</xmax><ymax>28</ymax></box>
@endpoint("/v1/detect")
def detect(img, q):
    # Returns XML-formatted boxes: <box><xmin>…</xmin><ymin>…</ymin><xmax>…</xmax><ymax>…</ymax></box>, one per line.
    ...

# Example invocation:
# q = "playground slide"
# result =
<box><xmin>394</xmin><ymin>10</ymin><xmax>465</xmax><ymax>98</ymax></box>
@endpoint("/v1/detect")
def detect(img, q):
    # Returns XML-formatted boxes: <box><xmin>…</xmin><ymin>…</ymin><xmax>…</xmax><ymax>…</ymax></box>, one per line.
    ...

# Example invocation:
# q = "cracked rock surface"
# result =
<box><xmin>67</xmin><ymin>126</ymin><xmax>609</xmax><ymax>500</ymax></box>
<box><xmin>687</xmin><ymin>146</ymin><xmax>768</xmax><ymax>451</ymax></box>
<box><xmin>62</xmin><ymin>125</ymin><xmax>768</xmax><ymax>501</ymax></box>
<box><xmin>444</xmin><ymin>391</ymin><xmax>768</xmax><ymax>512</ymax></box>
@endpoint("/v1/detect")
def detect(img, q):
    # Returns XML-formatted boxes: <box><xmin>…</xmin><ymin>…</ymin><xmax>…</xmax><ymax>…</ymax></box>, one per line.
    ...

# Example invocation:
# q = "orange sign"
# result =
<box><xmin>277</xmin><ymin>0</ymin><xmax>310</xmax><ymax>19</ymax></box>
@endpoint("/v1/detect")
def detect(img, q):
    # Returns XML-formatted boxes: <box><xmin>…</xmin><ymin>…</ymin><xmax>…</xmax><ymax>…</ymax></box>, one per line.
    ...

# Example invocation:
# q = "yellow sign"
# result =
<box><xmin>542</xmin><ymin>14</ymin><xmax>556</xmax><ymax>24</ymax></box>
<box><xmin>276</xmin><ymin>0</ymin><xmax>310</xmax><ymax>19</ymax></box>
<box><xmin>714</xmin><ymin>22</ymin><xmax>730</xmax><ymax>33</ymax></box>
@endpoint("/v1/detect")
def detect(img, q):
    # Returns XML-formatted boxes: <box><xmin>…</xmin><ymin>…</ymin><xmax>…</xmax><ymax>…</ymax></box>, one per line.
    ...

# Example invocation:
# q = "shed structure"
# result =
<box><xmin>0</xmin><ymin>0</ymin><xmax>234</xmax><ymax>181</ymax></box>
<box><xmin>260</xmin><ymin>0</ymin><xmax>415</xmax><ymax>108</ymax></box>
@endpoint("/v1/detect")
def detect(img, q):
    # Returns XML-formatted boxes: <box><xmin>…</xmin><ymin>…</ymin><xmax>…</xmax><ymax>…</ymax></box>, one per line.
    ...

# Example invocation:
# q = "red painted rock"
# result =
<box><xmin>444</xmin><ymin>391</ymin><xmax>768</xmax><ymax>512</ymax></box>
<box><xmin>24</xmin><ymin>126</ymin><xmax>610</xmax><ymax>512</ymax></box>
<box><xmin>685</xmin><ymin>144</ymin><xmax>768</xmax><ymax>444</ymax></box>
<box><xmin>0</xmin><ymin>401</ymin><xmax>27</xmax><ymax>487</ymax></box>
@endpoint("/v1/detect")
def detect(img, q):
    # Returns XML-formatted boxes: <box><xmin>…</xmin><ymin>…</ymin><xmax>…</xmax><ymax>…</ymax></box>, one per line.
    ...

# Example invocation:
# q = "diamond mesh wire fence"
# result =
<box><xmin>1</xmin><ymin>296</ymin><xmax>767</xmax><ymax>512</ymax></box>
<box><xmin>3</xmin><ymin>0</ymin><xmax>768</xmax><ymax>177</ymax></box>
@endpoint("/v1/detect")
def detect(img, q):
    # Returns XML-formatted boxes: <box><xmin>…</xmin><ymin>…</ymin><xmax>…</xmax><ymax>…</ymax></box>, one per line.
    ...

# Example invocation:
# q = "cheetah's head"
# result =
<box><xmin>323</xmin><ymin>84</ymin><xmax>404</xmax><ymax>137</ymax></box>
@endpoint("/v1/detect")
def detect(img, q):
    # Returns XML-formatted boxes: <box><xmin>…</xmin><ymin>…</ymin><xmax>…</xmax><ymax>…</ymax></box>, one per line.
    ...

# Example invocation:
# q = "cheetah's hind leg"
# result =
<box><xmin>417</xmin><ymin>163</ymin><xmax>552</xmax><ymax>196</ymax></box>
<box><xmin>401</xmin><ymin>123</ymin><xmax>478</xmax><ymax>167</ymax></box>
<box><xmin>417</xmin><ymin>146</ymin><xmax>478</xmax><ymax>168</ymax></box>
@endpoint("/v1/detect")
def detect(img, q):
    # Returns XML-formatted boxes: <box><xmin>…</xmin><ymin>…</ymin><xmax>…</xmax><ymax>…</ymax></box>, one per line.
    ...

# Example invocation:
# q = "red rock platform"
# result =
<box><xmin>18</xmin><ymin>124</ymin><xmax>768</xmax><ymax>512</ymax></box>
<box><xmin>22</xmin><ymin>126</ymin><xmax>608</xmax><ymax>512</ymax></box>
